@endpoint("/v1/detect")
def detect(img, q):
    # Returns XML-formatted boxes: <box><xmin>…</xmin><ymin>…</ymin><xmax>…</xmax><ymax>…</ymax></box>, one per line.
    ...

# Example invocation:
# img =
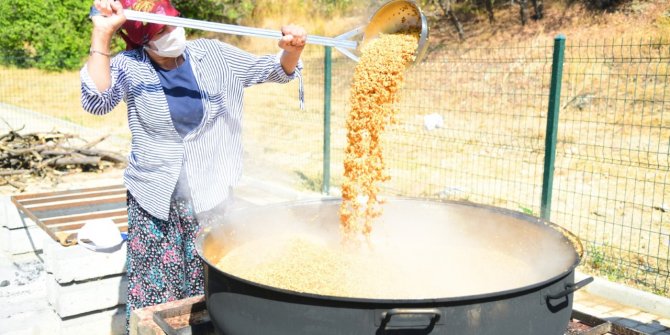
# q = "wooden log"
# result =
<box><xmin>6</xmin><ymin>179</ymin><xmax>26</xmax><ymax>191</ymax></box>
<box><xmin>103</xmin><ymin>154</ymin><xmax>126</xmax><ymax>164</ymax></box>
<box><xmin>40</xmin><ymin>150</ymin><xmax>72</xmax><ymax>156</ymax></box>
<box><xmin>0</xmin><ymin>169</ymin><xmax>31</xmax><ymax>176</ymax></box>
<box><xmin>70</xmin><ymin>152</ymin><xmax>89</xmax><ymax>159</ymax></box>
<box><xmin>47</xmin><ymin>156</ymin><xmax>101</xmax><ymax>167</ymax></box>
<box><xmin>3</xmin><ymin>145</ymin><xmax>53</xmax><ymax>155</ymax></box>
<box><xmin>37</xmin><ymin>156</ymin><xmax>62</xmax><ymax>169</ymax></box>
<box><xmin>81</xmin><ymin>135</ymin><xmax>109</xmax><ymax>150</ymax></box>
<box><xmin>76</xmin><ymin>148</ymin><xmax>126</xmax><ymax>164</ymax></box>
<box><xmin>23</xmin><ymin>132</ymin><xmax>75</xmax><ymax>140</ymax></box>
<box><xmin>30</xmin><ymin>150</ymin><xmax>43</xmax><ymax>161</ymax></box>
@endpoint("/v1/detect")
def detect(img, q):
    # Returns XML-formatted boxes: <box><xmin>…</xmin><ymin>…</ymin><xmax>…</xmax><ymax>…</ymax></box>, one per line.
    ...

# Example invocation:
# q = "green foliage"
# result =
<box><xmin>586</xmin><ymin>243</ymin><xmax>626</xmax><ymax>281</ymax></box>
<box><xmin>295</xmin><ymin>170</ymin><xmax>323</xmax><ymax>193</ymax></box>
<box><xmin>0</xmin><ymin>0</ymin><xmax>247</xmax><ymax>71</ymax></box>
<box><xmin>517</xmin><ymin>204</ymin><xmax>535</xmax><ymax>216</ymax></box>
<box><xmin>588</xmin><ymin>243</ymin><xmax>606</xmax><ymax>269</ymax></box>
<box><xmin>0</xmin><ymin>0</ymin><xmax>92</xmax><ymax>71</ymax></box>
<box><xmin>173</xmin><ymin>0</ymin><xmax>255</xmax><ymax>24</ymax></box>
<box><xmin>315</xmin><ymin>0</ymin><xmax>358</xmax><ymax>15</ymax></box>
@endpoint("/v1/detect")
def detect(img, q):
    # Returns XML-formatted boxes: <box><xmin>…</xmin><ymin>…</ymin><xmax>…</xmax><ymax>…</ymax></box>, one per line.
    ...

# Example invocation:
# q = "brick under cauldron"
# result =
<box><xmin>129</xmin><ymin>296</ymin><xmax>647</xmax><ymax>335</ymax></box>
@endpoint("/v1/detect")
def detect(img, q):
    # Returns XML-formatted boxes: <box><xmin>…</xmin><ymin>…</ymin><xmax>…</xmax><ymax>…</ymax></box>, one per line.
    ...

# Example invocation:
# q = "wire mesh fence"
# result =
<box><xmin>0</xmin><ymin>36</ymin><xmax>668</xmax><ymax>296</ymax></box>
<box><xmin>554</xmin><ymin>38</ymin><xmax>670</xmax><ymax>295</ymax></box>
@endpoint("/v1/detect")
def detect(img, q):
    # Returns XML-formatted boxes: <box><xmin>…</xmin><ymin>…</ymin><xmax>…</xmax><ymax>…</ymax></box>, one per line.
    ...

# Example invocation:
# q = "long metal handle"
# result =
<box><xmin>123</xmin><ymin>10</ymin><xmax>358</xmax><ymax>50</ymax></box>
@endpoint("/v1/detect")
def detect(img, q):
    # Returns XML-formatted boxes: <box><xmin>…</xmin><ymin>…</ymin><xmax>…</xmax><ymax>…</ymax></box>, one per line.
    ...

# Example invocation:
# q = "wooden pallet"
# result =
<box><xmin>11</xmin><ymin>185</ymin><xmax>128</xmax><ymax>246</ymax></box>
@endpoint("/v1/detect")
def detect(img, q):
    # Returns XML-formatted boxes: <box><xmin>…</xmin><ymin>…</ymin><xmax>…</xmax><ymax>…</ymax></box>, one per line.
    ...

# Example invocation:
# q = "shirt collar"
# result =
<box><xmin>186</xmin><ymin>41</ymin><xmax>206</xmax><ymax>62</ymax></box>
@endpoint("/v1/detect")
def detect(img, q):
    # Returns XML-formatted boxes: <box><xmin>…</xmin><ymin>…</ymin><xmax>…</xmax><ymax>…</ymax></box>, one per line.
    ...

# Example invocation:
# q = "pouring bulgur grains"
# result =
<box><xmin>215</xmin><ymin>33</ymin><xmax>424</xmax><ymax>299</ymax></box>
<box><xmin>339</xmin><ymin>33</ymin><xmax>418</xmax><ymax>237</ymax></box>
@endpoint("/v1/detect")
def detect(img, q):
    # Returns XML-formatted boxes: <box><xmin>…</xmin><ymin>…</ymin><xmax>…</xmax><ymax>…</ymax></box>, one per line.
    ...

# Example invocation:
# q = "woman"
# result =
<box><xmin>81</xmin><ymin>0</ymin><xmax>305</xmax><ymax>330</ymax></box>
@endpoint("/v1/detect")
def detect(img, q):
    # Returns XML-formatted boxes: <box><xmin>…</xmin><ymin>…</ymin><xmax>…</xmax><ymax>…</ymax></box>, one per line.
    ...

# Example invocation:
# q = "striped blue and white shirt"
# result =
<box><xmin>81</xmin><ymin>39</ymin><xmax>302</xmax><ymax>220</ymax></box>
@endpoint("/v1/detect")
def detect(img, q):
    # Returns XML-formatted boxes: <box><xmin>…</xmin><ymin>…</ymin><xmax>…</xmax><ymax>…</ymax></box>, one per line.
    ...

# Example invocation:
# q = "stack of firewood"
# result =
<box><xmin>0</xmin><ymin>129</ymin><xmax>126</xmax><ymax>191</ymax></box>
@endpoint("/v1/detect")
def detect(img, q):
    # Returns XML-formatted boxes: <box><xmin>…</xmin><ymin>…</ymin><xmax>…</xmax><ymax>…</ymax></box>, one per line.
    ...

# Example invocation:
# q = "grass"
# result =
<box><xmin>0</xmin><ymin>65</ymin><xmax>128</xmax><ymax>136</ymax></box>
<box><xmin>0</xmin><ymin>0</ymin><xmax>669</xmax><ymax>297</ymax></box>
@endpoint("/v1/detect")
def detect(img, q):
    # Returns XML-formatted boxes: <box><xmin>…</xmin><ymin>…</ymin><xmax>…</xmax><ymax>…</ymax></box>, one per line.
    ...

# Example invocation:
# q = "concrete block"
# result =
<box><xmin>0</xmin><ymin>251</ymin><xmax>46</xmax><ymax>317</ymax></box>
<box><xmin>59</xmin><ymin>306</ymin><xmax>126</xmax><ymax>335</ymax></box>
<box><xmin>47</xmin><ymin>273</ymin><xmax>127</xmax><ymax>318</ymax></box>
<box><xmin>0</xmin><ymin>196</ymin><xmax>32</xmax><ymax>230</ymax></box>
<box><xmin>0</xmin><ymin>267</ymin><xmax>49</xmax><ymax>318</ymax></box>
<box><xmin>0</xmin><ymin>308</ymin><xmax>60</xmax><ymax>335</ymax></box>
<box><xmin>577</xmin><ymin>271</ymin><xmax>670</xmax><ymax>319</ymax></box>
<box><xmin>0</xmin><ymin>225</ymin><xmax>49</xmax><ymax>255</ymax></box>
<box><xmin>43</xmin><ymin>237</ymin><xmax>126</xmax><ymax>283</ymax></box>
<box><xmin>615</xmin><ymin>318</ymin><xmax>643</xmax><ymax>328</ymax></box>
<box><xmin>634</xmin><ymin>321</ymin><xmax>668</xmax><ymax>333</ymax></box>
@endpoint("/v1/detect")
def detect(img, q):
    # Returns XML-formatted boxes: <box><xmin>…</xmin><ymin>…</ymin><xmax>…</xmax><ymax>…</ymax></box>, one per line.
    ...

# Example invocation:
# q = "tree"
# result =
<box><xmin>530</xmin><ymin>0</ymin><xmax>543</xmax><ymax>19</ymax></box>
<box><xmin>484</xmin><ymin>0</ymin><xmax>495</xmax><ymax>24</ymax></box>
<box><xmin>0</xmin><ymin>0</ymin><xmax>91</xmax><ymax>71</ymax></box>
<box><xmin>172</xmin><ymin>0</ymin><xmax>255</xmax><ymax>25</ymax></box>
<box><xmin>433</xmin><ymin>0</ymin><xmax>465</xmax><ymax>40</ymax></box>
<box><xmin>518</xmin><ymin>0</ymin><xmax>528</xmax><ymax>25</ymax></box>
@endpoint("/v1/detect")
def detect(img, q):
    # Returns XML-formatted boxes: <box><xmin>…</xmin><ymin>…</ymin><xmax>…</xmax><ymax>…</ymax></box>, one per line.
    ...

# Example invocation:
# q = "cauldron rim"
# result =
<box><xmin>195</xmin><ymin>197</ymin><xmax>583</xmax><ymax>305</ymax></box>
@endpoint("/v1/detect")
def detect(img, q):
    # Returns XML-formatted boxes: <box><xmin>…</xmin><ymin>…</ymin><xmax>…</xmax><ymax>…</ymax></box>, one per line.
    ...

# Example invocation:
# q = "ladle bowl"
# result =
<box><xmin>363</xmin><ymin>0</ymin><xmax>430</xmax><ymax>63</ymax></box>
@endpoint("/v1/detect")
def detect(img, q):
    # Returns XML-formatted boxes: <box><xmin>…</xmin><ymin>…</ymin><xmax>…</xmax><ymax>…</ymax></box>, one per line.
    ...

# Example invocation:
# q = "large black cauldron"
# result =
<box><xmin>195</xmin><ymin>198</ymin><xmax>590</xmax><ymax>335</ymax></box>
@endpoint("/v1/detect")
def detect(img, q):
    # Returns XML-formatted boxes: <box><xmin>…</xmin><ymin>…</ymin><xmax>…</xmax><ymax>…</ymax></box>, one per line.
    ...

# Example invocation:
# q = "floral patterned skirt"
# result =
<box><xmin>125</xmin><ymin>191</ymin><xmax>204</xmax><ymax>333</ymax></box>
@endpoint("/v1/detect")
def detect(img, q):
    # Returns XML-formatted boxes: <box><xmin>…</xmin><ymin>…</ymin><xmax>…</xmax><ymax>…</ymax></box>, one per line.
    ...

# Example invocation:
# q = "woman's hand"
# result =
<box><xmin>87</xmin><ymin>0</ymin><xmax>125</xmax><ymax>92</ymax></box>
<box><xmin>278</xmin><ymin>25</ymin><xmax>306</xmax><ymax>75</ymax></box>
<box><xmin>91</xmin><ymin>0</ymin><xmax>126</xmax><ymax>37</ymax></box>
<box><xmin>278</xmin><ymin>25</ymin><xmax>307</xmax><ymax>54</ymax></box>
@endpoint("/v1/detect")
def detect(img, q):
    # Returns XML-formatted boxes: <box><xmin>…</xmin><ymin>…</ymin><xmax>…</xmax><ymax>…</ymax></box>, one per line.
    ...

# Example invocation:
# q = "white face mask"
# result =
<box><xmin>146</xmin><ymin>26</ymin><xmax>186</xmax><ymax>58</ymax></box>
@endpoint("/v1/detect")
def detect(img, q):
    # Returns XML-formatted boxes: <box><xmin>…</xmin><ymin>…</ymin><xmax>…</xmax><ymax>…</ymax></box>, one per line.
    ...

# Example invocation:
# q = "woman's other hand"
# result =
<box><xmin>278</xmin><ymin>24</ymin><xmax>306</xmax><ymax>75</ymax></box>
<box><xmin>278</xmin><ymin>25</ymin><xmax>307</xmax><ymax>54</ymax></box>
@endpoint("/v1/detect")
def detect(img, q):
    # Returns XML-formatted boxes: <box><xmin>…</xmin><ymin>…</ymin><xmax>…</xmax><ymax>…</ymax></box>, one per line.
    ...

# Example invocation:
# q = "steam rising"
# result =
<box><xmin>209</xmin><ymin>200</ymin><xmax>578</xmax><ymax>300</ymax></box>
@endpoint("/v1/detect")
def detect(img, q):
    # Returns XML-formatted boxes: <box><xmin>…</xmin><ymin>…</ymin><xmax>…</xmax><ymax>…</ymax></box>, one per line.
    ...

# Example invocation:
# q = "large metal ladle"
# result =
<box><xmin>360</xmin><ymin>0</ymin><xmax>429</xmax><ymax>63</ymax></box>
<box><xmin>115</xmin><ymin>0</ymin><xmax>429</xmax><ymax>63</ymax></box>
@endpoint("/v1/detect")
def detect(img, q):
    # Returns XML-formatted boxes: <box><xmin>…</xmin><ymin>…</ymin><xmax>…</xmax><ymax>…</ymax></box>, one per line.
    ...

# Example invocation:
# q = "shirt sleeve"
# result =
<box><xmin>217</xmin><ymin>41</ymin><xmax>303</xmax><ymax>88</ymax></box>
<box><xmin>80</xmin><ymin>57</ymin><xmax>126</xmax><ymax>116</ymax></box>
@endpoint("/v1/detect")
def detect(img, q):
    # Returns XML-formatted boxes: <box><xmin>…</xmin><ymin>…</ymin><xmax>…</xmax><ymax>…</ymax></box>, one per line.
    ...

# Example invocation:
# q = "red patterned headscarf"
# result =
<box><xmin>118</xmin><ymin>0</ymin><xmax>180</xmax><ymax>50</ymax></box>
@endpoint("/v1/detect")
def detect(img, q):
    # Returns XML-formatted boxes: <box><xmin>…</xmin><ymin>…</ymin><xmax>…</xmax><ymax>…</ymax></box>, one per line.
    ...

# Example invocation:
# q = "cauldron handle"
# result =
<box><xmin>380</xmin><ymin>308</ymin><xmax>442</xmax><ymax>330</ymax></box>
<box><xmin>546</xmin><ymin>277</ymin><xmax>594</xmax><ymax>300</ymax></box>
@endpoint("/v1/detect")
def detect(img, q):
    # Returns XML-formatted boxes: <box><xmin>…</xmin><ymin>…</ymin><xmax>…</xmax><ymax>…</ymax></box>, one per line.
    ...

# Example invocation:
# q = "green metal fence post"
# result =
<box><xmin>322</xmin><ymin>46</ymin><xmax>332</xmax><ymax>195</ymax></box>
<box><xmin>541</xmin><ymin>34</ymin><xmax>566</xmax><ymax>220</ymax></box>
